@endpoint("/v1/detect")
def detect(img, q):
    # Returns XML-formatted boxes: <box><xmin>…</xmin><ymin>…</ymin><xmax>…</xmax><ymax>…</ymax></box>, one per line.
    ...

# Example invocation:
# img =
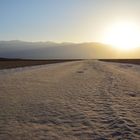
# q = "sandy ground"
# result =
<box><xmin>0</xmin><ymin>60</ymin><xmax>140</xmax><ymax>140</ymax></box>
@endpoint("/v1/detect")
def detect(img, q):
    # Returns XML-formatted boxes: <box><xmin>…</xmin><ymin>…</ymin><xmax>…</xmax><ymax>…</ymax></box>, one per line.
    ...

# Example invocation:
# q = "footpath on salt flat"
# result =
<box><xmin>0</xmin><ymin>60</ymin><xmax>140</xmax><ymax>140</ymax></box>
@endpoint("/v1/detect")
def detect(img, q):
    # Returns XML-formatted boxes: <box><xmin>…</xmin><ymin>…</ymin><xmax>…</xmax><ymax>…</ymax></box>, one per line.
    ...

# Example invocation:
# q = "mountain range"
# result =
<box><xmin>0</xmin><ymin>40</ymin><xmax>139</xmax><ymax>59</ymax></box>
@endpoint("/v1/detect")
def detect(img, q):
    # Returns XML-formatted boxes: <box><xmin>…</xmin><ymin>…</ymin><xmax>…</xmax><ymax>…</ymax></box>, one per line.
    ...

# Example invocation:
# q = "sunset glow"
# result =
<box><xmin>103</xmin><ymin>21</ymin><xmax>140</xmax><ymax>51</ymax></box>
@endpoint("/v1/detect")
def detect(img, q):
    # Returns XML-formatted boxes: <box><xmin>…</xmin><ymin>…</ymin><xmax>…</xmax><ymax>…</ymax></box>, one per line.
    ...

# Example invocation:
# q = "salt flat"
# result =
<box><xmin>0</xmin><ymin>60</ymin><xmax>140</xmax><ymax>140</ymax></box>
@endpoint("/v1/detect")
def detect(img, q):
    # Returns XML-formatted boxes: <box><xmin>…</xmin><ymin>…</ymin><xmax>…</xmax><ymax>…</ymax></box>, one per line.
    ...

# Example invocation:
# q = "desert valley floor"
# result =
<box><xmin>0</xmin><ymin>60</ymin><xmax>140</xmax><ymax>140</ymax></box>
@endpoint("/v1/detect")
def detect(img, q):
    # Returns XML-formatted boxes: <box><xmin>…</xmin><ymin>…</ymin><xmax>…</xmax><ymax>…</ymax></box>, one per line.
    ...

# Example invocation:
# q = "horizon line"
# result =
<box><xmin>0</xmin><ymin>40</ymin><xmax>107</xmax><ymax>45</ymax></box>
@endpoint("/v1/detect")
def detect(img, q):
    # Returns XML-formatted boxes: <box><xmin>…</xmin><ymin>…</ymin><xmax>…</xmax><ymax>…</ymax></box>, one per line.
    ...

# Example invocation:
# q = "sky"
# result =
<box><xmin>1</xmin><ymin>0</ymin><xmax>140</xmax><ymax>42</ymax></box>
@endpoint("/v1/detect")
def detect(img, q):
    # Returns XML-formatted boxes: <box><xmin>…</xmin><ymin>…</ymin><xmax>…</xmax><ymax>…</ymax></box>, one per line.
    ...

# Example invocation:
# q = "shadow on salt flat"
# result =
<box><xmin>77</xmin><ymin>71</ymin><xmax>84</xmax><ymax>73</ymax></box>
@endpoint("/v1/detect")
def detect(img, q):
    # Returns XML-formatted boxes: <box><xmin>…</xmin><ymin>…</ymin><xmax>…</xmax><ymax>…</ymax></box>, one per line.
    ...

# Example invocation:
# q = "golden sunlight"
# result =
<box><xmin>102</xmin><ymin>21</ymin><xmax>140</xmax><ymax>51</ymax></box>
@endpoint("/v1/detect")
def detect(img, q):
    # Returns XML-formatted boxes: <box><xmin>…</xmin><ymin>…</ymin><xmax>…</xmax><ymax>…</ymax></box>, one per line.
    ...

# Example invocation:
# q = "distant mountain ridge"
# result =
<box><xmin>0</xmin><ymin>40</ymin><xmax>139</xmax><ymax>59</ymax></box>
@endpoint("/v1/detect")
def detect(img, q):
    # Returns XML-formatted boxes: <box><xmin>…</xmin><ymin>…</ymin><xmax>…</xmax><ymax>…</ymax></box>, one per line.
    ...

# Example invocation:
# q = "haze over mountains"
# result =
<box><xmin>0</xmin><ymin>40</ymin><xmax>140</xmax><ymax>59</ymax></box>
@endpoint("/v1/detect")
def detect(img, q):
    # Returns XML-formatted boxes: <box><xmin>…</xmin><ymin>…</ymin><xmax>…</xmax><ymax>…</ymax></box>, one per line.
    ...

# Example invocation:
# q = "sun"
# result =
<box><xmin>102</xmin><ymin>21</ymin><xmax>140</xmax><ymax>51</ymax></box>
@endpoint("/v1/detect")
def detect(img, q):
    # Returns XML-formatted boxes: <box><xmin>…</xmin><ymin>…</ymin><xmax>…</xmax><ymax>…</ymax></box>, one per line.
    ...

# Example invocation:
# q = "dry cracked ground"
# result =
<box><xmin>0</xmin><ymin>60</ymin><xmax>140</xmax><ymax>140</ymax></box>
